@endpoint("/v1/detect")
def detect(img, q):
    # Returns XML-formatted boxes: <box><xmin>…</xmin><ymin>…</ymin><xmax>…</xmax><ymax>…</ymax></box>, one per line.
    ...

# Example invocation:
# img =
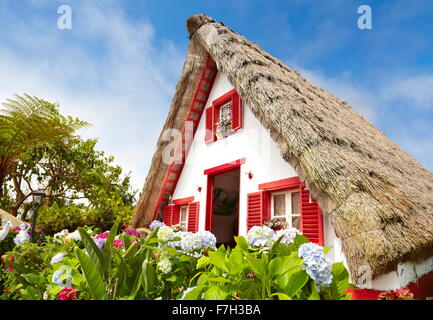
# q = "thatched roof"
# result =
<box><xmin>1</xmin><ymin>208</ymin><xmax>23</xmax><ymax>227</ymax></box>
<box><xmin>132</xmin><ymin>14</ymin><xmax>433</xmax><ymax>279</ymax></box>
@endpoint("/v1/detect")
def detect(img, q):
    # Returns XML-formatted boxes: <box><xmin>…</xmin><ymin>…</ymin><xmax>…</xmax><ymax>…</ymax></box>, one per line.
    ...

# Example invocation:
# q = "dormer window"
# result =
<box><xmin>205</xmin><ymin>89</ymin><xmax>243</xmax><ymax>143</ymax></box>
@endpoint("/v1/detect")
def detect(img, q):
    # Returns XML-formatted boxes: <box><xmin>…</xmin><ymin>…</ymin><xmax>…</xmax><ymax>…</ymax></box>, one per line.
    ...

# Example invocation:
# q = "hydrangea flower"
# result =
<box><xmin>149</xmin><ymin>220</ymin><xmax>166</xmax><ymax>230</ymax></box>
<box><xmin>54</xmin><ymin>229</ymin><xmax>69</xmax><ymax>239</ymax></box>
<box><xmin>166</xmin><ymin>231</ymin><xmax>189</xmax><ymax>248</ymax></box>
<box><xmin>52</xmin><ymin>270</ymin><xmax>62</xmax><ymax>285</ymax></box>
<box><xmin>196</xmin><ymin>231</ymin><xmax>217</xmax><ymax>249</ymax></box>
<box><xmin>58</xmin><ymin>287</ymin><xmax>79</xmax><ymax>300</ymax></box>
<box><xmin>95</xmin><ymin>231</ymin><xmax>109</xmax><ymax>239</ymax></box>
<box><xmin>64</xmin><ymin>230</ymin><xmax>81</xmax><ymax>242</ymax></box>
<box><xmin>157</xmin><ymin>258</ymin><xmax>173</xmax><ymax>274</ymax></box>
<box><xmin>180</xmin><ymin>233</ymin><xmax>202</xmax><ymax>252</ymax></box>
<box><xmin>50</xmin><ymin>252</ymin><xmax>67</xmax><ymax>265</ymax></box>
<box><xmin>247</xmin><ymin>226</ymin><xmax>275</xmax><ymax>247</ymax></box>
<box><xmin>157</xmin><ymin>226</ymin><xmax>175</xmax><ymax>242</ymax></box>
<box><xmin>298</xmin><ymin>243</ymin><xmax>333</xmax><ymax>288</ymax></box>
<box><xmin>274</xmin><ymin>227</ymin><xmax>302</xmax><ymax>245</ymax></box>
<box><xmin>93</xmin><ymin>238</ymin><xmax>106</xmax><ymax>251</ymax></box>
<box><xmin>123</xmin><ymin>228</ymin><xmax>141</xmax><ymax>237</ymax></box>
<box><xmin>113</xmin><ymin>240</ymin><xmax>124</xmax><ymax>248</ymax></box>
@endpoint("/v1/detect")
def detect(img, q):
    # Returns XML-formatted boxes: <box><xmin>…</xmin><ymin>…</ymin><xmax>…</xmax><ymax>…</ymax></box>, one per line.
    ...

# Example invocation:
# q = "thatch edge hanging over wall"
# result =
<box><xmin>133</xmin><ymin>14</ymin><xmax>433</xmax><ymax>280</ymax></box>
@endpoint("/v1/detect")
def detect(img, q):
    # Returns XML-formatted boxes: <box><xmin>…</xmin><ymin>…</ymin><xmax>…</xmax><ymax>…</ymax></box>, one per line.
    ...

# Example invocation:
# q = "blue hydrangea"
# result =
<box><xmin>149</xmin><ymin>220</ymin><xmax>166</xmax><ymax>230</ymax></box>
<box><xmin>52</xmin><ymin>270</ymin><xmax>62</xmax><ymax>285</ymax></box>
<box><xmin>93</xmin><ymin>238</ymin><xmax>106</xmax><ymax>251</ymax></box>
<box><xmin>274</xmin><ymin>227</ymin><xmax>302</xmax><ymax>245</ymax></box>
<box><xmin>180</xmin><ymin>232</ymin><xmax>202</xmax><ymax>252</ymax></box>
<box><xmin>50</xmin><ymin>252</ymin><xmax>67</xmax><ymax>265</ymax></box>
<box><xmin>298</xmin><ymin>243</ymin><xmax>333</xmax><ymax>287</ymax></box>
<box><xmin>247</xmin><ymin>226</ymin><xmax>275</xmax><ymax>247</ymax></box>
<box><xmin>196</xmin><ymin>231</ymin><xmax>216</xmax><ymax>249</ymax></box>
<box><xmin>166</xmin><ymin>231</ymin><xmax>190</xmax><ymax>248</ymax></box>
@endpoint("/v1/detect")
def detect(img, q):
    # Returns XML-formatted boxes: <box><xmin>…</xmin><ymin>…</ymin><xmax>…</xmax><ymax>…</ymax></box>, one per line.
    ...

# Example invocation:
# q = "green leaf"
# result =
<box><xmin>6</xmin><ymin>262</ymin><xmax>31</xmax><ymax>274</ymax></box>
<box><xmin>330</xmin><ymin>262</ymin><xmax>351</xmax><ymax>298</ymax></box>
<box><xmin>208</xmin><ymin>251</ymin><xmax>229</xmax><ymax>273</ymax></box>
<box><xmin>272</xmin><ymin>292</ymin><xmax>292</xmax><ymax>300</ymax></box>
<box><xmin>141</xmin><ymin>257</ymin><xmax>155</xmax><ymax>294</ymax></box>
<box><xmin>182</xmin><ymin>286</ymin><xmax>206</xmax><ymax>300</ymax></box>
<box><xmin>78</xmin><ymin>228</ymin><xmax>108</xmax><ymax>280</ymax></box>
<box><xmin>204</xmin><ymin>285</ymin><xmax>228</xmax><ymax>300</ymax></box>
<box><xmin>197</xmin><ymin>256</ymin><xmax>210</xmax><ymax>269</ymax></box>
<box><xmin>102</xmin><ymin>221</ymin><xmax>119</xmax><ymax>258</ymax></box>
<box><xmin>74</xmin><ymin>247</ymin><xmax>106</xmax><ymax>300</ymax></box>
<box><xmin>234</xmin><ymin>236</ymin><xmax>249</xmax><ymax>251</ymax></box>
<box><xmin>245</xmin><ymin>255</ymin><xmax>266</xmax><ymax>280</ymax></box>
<box><xmin>285</xmin><ymin>270</ymin><xmax>309</xmax><ymax>297</ymax></box>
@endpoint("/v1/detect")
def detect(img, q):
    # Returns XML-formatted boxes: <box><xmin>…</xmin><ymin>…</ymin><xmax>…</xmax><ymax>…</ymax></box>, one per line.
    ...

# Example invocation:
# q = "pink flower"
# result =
<box><xmin>247</xmin><ymin>272</ymin><xmax>255</xmax><ymax>278</ymax></box>
<box><xmin>396</xmin><ymin>287</ymin><xmax>414</xmax><ymax>300</ymax></box>
<box><xmin>58</xmin><ymin>287</ymin><xmax>79</xmax><ymax>300</ymax></box>
<box><xmin>123</xmin><ymin>228</ymin><xmax>140</xmax><ymax>237</ymax></box>
<box><xmin>95</xmin><ymin>232</ymin><xmax>109</xmax><ymax>239</ymax></box>
<box><xmin>12</xmin><ymin>226</ymin><xmax>20</xmax><ymax>233</ymax></box>
<box><xmin>35</xmin><ymin>228</ymin><xmax>43</xmax><ymax>233</ymax></box>
<box><xmin>113</xmin><ymin>240</ymin><xmax>125</xmax><ymax>248</ymax></box>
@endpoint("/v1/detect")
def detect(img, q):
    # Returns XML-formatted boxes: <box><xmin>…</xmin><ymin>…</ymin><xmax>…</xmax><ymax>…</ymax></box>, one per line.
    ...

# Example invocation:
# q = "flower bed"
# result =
<box><xmin>1</xmin><ymin>221</ymin><xmax>354</xmax><ymax>300</ymax></box>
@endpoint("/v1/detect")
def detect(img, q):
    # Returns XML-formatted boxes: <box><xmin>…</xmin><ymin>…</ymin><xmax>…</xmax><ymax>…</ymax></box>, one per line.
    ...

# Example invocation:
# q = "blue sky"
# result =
<box><xmin>0</xmin><ymin>0</ymin><xmax>432</xmax><ymax>192</ymax></box>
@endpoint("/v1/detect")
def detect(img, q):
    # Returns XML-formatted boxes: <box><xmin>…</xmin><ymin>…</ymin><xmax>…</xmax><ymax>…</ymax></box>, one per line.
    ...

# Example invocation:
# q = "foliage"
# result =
<box><xmin>0</xmin><ymin>221</ymin><xmax>353</xmax><ymax>300</ymax></box>
<box><xmin>0</xmin><ymin>94</ymin><xmax>88</xmax><ymax>192</ymax></box>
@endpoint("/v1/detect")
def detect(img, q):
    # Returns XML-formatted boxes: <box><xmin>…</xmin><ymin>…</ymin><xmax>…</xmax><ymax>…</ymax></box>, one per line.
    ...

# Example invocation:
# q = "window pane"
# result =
<box><xmin>291</xmin><ymin>192</ymin><xmax>300</xmax><ymax>215</ymax></box>
<box><xmin>273</xmin><ymin>194</ymin><xmax>286</xmax><ymax>217</ymax></box>
<box><xmin>292</xmin><ymin>216</ymin><xmax>300</xmax><ymax>229</ymax></box>
<box><xmin>180</xmin><ymin>207</ymin><xmax>188</xmax><ymax>223</ymax></box>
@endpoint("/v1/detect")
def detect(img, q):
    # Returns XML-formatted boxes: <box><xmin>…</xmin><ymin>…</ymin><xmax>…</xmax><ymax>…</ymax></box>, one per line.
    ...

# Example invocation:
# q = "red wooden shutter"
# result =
<box><xmin>171</xmin><ymin>206</ymin><xmax>180</xmax><ymax>225</ymax></box>
<box><xmin>231</xmin><ymin>91</ymin><xmax>242</xmax><ymax>131</ymax></box>
<box><xmin>163</xmin><ymin>205</ymin><xmax>174</xmax><ymax>226</ymax></box>
<box><xmin>205</xmin><ymin>107</ymin><xmax>214</xmax><ymax>143</ymax></box>
<box><xmin>247</xmin><ymin>192</ymin><xmax>265</xmax><ymax>231</ymax></box>
<box><xmin>300</xmin><ymin>186</ymin><xmax>324</xmax><ymax>246</ymax></box>
<box><xmin>187</xmin><ymin>201</ymin><xmax>199</xmax><ymax>232</ymax></box>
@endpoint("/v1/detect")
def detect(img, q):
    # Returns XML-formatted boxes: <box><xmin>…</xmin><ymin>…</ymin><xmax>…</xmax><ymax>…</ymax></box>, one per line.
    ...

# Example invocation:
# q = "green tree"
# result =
<box><xmin>0</xmin><ymin>94</ymin><xmax>87</xmax><ymax>193</ymax></box>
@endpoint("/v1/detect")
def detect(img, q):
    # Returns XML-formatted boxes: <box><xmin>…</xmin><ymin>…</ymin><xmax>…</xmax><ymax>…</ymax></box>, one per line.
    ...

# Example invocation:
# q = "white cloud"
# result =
<box><xmin>384</xmin><ymin>75</ymin><xmax>433</xmax><ymax>108</ymax></box>
<box><xmin>0</xmin><ymin>2</ymin><xmax>184</xmax><ymax>193</ymax></box>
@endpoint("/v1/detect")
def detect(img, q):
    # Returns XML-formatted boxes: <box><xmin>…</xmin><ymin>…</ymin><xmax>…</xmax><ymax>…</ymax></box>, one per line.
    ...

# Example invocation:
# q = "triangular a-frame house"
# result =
<box><xmin>132</xmin><ymin>14</ymin><xmax>433</xmax><ymax>298</ymax></box>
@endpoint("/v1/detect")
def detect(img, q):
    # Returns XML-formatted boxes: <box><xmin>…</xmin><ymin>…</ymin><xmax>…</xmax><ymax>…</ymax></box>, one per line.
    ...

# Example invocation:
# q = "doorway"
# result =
<box><xmin>206</xmin><ymin>168</ymin><xmax>240</xmax><ymax>247</ymax></box>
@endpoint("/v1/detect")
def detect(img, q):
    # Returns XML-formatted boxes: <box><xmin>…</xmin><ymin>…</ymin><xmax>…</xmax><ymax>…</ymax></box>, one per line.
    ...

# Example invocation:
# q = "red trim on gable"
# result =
<box><xmin>173</xmin><ymin>196</ymin><xmax>194</xmax><ymax>205</ymax></box>
<box><xmin>152</xmin><ymin>55</ymin><xmax>217</xmax><ymax>220</ymax></box>
<box><xmin>259</xmin><ymin>177</ymin><xmax>301</xmax><ymax>191</ymax></box>
<box><xmin>212</xmin><ymin>88</ymin><xmax>237</xmax><ymax>106</ymax></box>
<box><xmin>203</xmin><ymin>158</ymin><xmax>245</xmax><ymax>175</ymax></box>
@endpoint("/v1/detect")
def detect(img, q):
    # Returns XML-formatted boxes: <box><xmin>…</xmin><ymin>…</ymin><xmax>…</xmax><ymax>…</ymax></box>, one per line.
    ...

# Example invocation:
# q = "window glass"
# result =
<box><xmin>180</xmin><ymin>206</ymin><xmax>188</xmax><ymax>231</ymax></box>
<box><xmin>273</xmin><ymin>194</ymin><xmax>286</xmax><ymax>218</ymax></box>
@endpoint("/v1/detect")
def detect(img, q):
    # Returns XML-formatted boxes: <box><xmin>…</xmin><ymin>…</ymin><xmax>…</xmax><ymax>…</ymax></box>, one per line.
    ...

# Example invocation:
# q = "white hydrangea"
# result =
<box><xmin>180</xmin><ymin>233</ymin><xmax>202</xmax><ymax>252</ymax></box>
<box><xmin>247</xmin><ymin>226</ymin><xmax>275</xmax><ymax>247</ymax></box>
<box><xmin>274</xmin><ymin>227</ymin><xmax>302</xmax><ymax>245</ymax></box>
<box><xmin>157</xmin><ymin>226</ymin><xmax>175</xmax><ymax>242</ymax></box>
<box><xmin>157</xmin><ymin>258</ymin><xmax>173</xmax><ymax>274</ymax></box>
<box><xmin>50</xmin><ymin>252</ymin><xmax>67</xmax><ymax>265</ymax></box>
<box><xmin>64</xmin><ymin>230</ymin><xmax>81</xmax><ymax>242</ymax></box>
<box><xmin>54</xmin><ymin>229</ymin><xmax>69</xmax><ymax>239</ymax></box>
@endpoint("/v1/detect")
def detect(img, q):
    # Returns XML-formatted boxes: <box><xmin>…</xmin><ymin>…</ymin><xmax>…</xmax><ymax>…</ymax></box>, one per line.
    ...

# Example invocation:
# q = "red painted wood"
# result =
<box><xmin>247</xmin><ymin>192</ymin><xmax>265</xmax><ymax>231</ymax></box>
<box><xmin>163</xmin><ymin>205</ymin><xmax>174</xmax><ymax>226</ymax></box>
<box><xmin>258</xmin><ymin>176</ymin><xmax>301</xmax><ymax>191</ymax></box>
<box><xmin>203</xmin><ymin>158</ymin><xmax>245</xmax><ymax>175</ymax></box>
<box><xmin>346</xmin><ymin>288</ymin><xmax>381</xmax><ymax>300</ymax></box>
<box><xmin>231</xmin><ymin>90</ymin><xmax>242</xmax><ymax>131</ymax></box>
<box><xmin>413</xmin><ymin>269</ymin><xmax>433</xmax><ymax>299</ymax></box>
<box><xmin>300</xmin><ymin>185</ymin><xmax>323</xmax><ymax>246</ymax></box>
<box><xmin>187</xmin><ymin>202</ymin><xmax>200</xmax><ymax>232</ymax></box>
<box><xmin>172</xmin><ymin>206</ymin><xmax>180</xmax><ymax>225</ymax></box>
<box><xmin>205</xmin><ymin>106</ymin><xmax>214</xmax><ymax>144</ymax></box>
<box><xmin>205</xmin><ymin>175</ymin><xmax>214</xmax><ymax>232</ymax></box>
<box><xmin>172</xmin><ymin>196</ymin><xmax>194</xmax><ymax>205</ymax></box>
<box><xmin>212</xmin><ymin>88</ymin><xmax>237</xmax><ymax>106</ymax></box>
<box><xmin>152</xmin><ymin>55</ymin><xmax>217</xmax><ymax>220</ymax></box>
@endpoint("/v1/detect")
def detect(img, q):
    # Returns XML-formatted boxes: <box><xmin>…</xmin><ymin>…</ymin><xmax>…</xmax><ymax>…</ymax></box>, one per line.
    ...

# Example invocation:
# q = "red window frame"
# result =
<box><xmin>164</xmin><ymin>196</ymin><xmax>196</xmax><ymax>229</ymax></box>
<box><xmin>205</xmin><ymin>88</ymin><xmax>242</xmax><ymax>143</ymax></box>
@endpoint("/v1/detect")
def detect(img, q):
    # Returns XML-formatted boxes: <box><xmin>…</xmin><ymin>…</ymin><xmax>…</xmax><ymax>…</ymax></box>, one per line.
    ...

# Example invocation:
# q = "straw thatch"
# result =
<box><xmin>133</xmin><ymin>14</ymin><xmax>433</xmax><ymax>279</ymax></box>
<box><xmin>1</xmin><ymin>208</ymin><xmax>23</xmax><ymax>227</ymax></box>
